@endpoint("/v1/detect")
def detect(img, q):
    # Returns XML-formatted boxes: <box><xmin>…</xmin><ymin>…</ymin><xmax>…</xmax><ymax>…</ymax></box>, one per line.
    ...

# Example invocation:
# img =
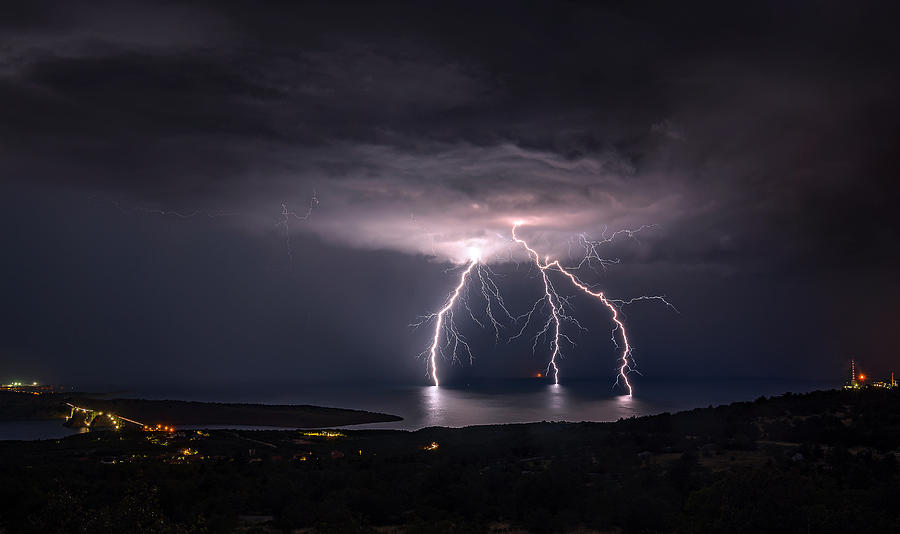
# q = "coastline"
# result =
<box><xmin>64</xmin><ymin>396</ymin><xmax>404</xmax><ymax>429</ymax></box>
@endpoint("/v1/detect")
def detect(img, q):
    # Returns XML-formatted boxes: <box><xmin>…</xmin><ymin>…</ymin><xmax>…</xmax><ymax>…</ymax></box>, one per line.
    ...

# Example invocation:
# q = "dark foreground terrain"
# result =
<box><xmin>1</xmin><ymin>388</ymin><xmax>899</xmax><ymax>533</ymax></box>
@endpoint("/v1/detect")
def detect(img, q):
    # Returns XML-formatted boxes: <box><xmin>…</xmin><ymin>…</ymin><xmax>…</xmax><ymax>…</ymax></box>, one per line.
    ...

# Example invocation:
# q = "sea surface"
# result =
<box><xmin>0</xmin><ymin>378</ymin><xmax>838</xmax><ymax>440</ymax></box>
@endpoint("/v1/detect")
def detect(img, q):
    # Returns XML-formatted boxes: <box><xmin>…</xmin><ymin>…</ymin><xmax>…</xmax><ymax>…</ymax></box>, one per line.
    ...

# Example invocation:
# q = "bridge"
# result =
<box><xmin>65</xmin><ymin>402</ymin><xmax>147</xmax><ymax>431</ymax></box>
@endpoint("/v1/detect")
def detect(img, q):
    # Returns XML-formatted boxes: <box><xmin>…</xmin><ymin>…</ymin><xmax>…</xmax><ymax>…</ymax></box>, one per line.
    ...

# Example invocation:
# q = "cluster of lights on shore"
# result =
<box><xmin>417</xmin><ymin>221</ymin><xmax>674</xmax><ymax>395</ymax></box>
<box><xmin>843</xmin><ymin>359</ymin><xmax>897</xmax><ymax>390</ymax></box>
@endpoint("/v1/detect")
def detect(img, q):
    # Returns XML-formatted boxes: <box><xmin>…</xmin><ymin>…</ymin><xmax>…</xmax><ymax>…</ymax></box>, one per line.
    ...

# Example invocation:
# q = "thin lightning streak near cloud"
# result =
<box><xmin>567</xmin><ymin>225</ymin><xmax>657</xmax><ymax>273</ymax></box>
<box><xmin>112</xmin><ymin>204</ymin><xmax>239</xmax><ymax>219</ymax></box>
<box><xmin>277</xmin><ymin>191</ymin><xmax>319</xmax><ymax>263</ymax></box>
<box><xmin>91</xmin><ymin>195</ymin><xmax>240</xmax><ymax>219</ymax></box>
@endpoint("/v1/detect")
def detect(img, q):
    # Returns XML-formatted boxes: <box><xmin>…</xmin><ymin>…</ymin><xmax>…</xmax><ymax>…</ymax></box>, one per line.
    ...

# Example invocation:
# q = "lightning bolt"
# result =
<box><xmin>511</xmin><ymin>225</ymin><xmax>566</xmax><ymax>385</ymax></box>
<box><xmin>512</xmin><ymin>223</ymin><xmax>675</xmax><ymax>395</ymax></box>
<box><xmin>417</xmin><ymin>259</ymin><xmax>478</xmax><ymax>387</ymax></box>
<box><xmin>414</xmin><ymin>224</ymin><xmax>673</xmax><ymax>393</ymax></box>
<box><xmin>413</xmin><ymin>247</ymin><xmax>517</xmax><ymax>386</ymax></box>
<box><xmin>277</xmin><ymin>191</ymin><xmax>319</xmax><ymax>263</ymax></box>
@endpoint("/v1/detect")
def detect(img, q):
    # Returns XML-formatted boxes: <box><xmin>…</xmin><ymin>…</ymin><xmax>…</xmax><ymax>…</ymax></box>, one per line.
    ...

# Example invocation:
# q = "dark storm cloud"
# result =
<box><xmin>2</xmin><ymin>1</ymin><xmax>899</xmax><ymax>384</ymax></box>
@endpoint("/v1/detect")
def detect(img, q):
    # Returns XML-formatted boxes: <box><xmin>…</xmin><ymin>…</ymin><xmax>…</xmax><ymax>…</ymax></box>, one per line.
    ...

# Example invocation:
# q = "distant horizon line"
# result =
<box><xmin>28</xmin><ymin>375</ymin><xmax>844</xmax><ymax>390</ymax></box>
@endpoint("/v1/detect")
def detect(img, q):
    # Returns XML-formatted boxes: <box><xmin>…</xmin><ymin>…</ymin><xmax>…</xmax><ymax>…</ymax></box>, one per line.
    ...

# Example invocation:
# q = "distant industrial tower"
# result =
<box><xmin>843</xmin><ymin>359</ymin><xmax>860</xmax><ymax>390</ymax></box>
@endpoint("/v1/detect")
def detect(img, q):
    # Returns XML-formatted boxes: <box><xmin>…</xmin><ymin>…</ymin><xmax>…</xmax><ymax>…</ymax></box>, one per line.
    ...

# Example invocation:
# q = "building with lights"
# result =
<box><xmin>843</xmin><ymin>360</ymin><xmax>896</xmax><ymax>390</ymax></box>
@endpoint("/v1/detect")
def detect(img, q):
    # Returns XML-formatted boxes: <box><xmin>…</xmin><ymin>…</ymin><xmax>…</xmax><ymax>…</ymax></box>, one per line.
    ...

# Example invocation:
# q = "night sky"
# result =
<box><xmin>2</xmin><ymin>1</ymin><xmax>899</xmax><ymax>388</ymax></box>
